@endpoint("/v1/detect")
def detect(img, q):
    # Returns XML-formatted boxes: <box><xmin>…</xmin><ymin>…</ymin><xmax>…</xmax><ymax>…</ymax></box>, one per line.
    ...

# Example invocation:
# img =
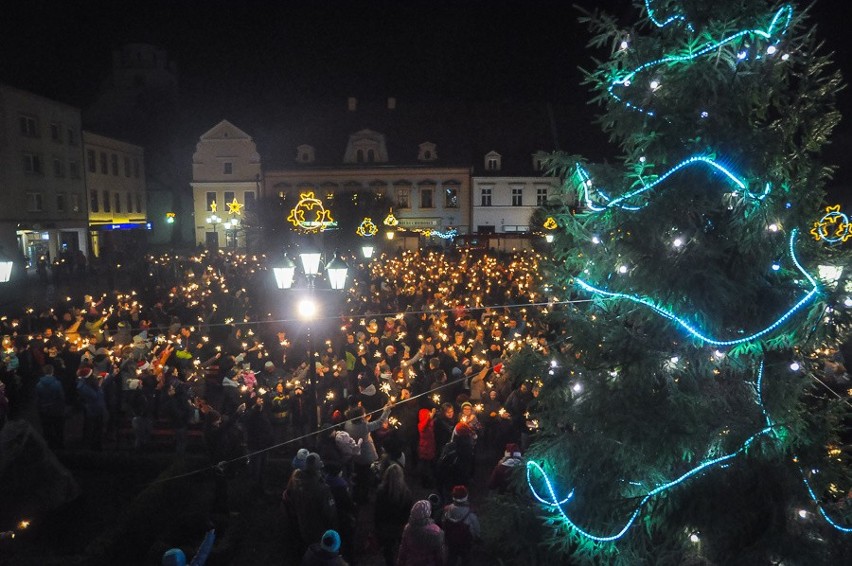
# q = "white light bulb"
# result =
<box><xmin>797</xmin><ymin>509</ymin><xmax>808</xmax><ymax>519</ymax></box>
<box><xmin>781</xmin><ymin>53</ymin><xmax>790</xmax><ymax>61</ymax></box>
<box><xmin>673</xmin><ymin>238</ymin><xmax>684</xmax><ymax>248</ymax></box>
<box><xmin>700</xmin><ymin>111</ymin><xmax>709</xmax><ymax>118</ymax></box>
<box><xmin>714</xmin><ymin>350</ymin><xmax>725</xmax><ymax>359</ymax></box>
<box><xmin>650</xmin><ymin>80</ymin><xmax>660</xmax><ymax>90</ymax></box>
<box><xmin>737</xmin><ymin>50</ymin><xmax>748</xmax><ymax>60</ymax></box>
<box><xmin>572</xmin><ymin>382</ymin><xmax>583</xmax><ymax>393</ymax></box>
<box><xmin>670</xmin><ymin>356</ymin><xmax>679</xmax><ymax>364</ymax></box>
<box><xmin>620</xmin><ymin>40</ymin><xmax>629</xmax><ymax>50</ymax></box>
<box><xmin>618</xmin><ymin>265</ymin><xmax>628</xmax><ymax>274</ymax></box>
<box><xmin>768</xmin><ymin>223</ymin><xmax>779</xmax><ymax>232</ymax></box>
<box><xmin>591</xmin><ymin>235</ymin><xmax>601</xmax><ymax>245</ymax></box>
<box><xmin>551</xmin><ymin>360</ymin><xmax>558</xmax><ymax>368</ymax></box>
<box><xmin>844</xmin><ymin>297</ymin><xmax>852</xmax><ymax>308</ymax></box>
<box><xmin>790</xmin><ymin>362</ymin><xmax>800</xmax><ymax>371</ymax></box>
<box><xmin>771</xmin><ymin>263</ymin><xmax>781</xmax><ymax>272</ymax></box>
<box><xmin>639</xmin><ymin>156</ymin><xmax>646</xmax><ymax>163</ymax></box>
<box><xmin>689</xmin><ymin>533</ymin><xmax>700</xmax><ymax>543</ymax></box>
<box><xmin>767</xmin><ymin>45</ymin><xmax>778</xmax><ymax>55</ymax></box>
<box><xmin>624</xmin><ymin>79</ymin><xmax>631</xmax><ymax>87</ymax></box>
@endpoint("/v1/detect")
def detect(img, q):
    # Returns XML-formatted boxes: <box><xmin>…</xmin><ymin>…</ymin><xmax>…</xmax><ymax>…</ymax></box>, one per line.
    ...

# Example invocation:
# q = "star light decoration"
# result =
<box><xmin>287</xmin><ymin>191</ymin><xmax>334</xmax><ymax>232</ymax></box>
<box><xmin>383</xmin><ymin>209</ymin><xmax>399</xmax><ymax>227</ymax></box>
<box><xmin>543</xmin><ymin>217</ymin><xmax>558</xmax><ymax>230</ymax></box>
<box><xmin>227</xmin><ymin>197</ymin><xmax>244</xmax><ymax>215</ymax></box>
<box><xmin>356</xmin><ymin>217</ymin><xmax>379</xmax><ymax>237</ymax></box>
<box><xmin>528</xmin><ymin>1</ymin><xmax>851</xmax><ymax>547</ymax></box>
<box><xmin>209</xmin><ymin>200</ymin><xmax>218</xmax><ymax>213</ymax></box>
<box><xmin>810</xmin><ymin>205</ymin><xmax>851</xmax><ymax>244</ymax></box>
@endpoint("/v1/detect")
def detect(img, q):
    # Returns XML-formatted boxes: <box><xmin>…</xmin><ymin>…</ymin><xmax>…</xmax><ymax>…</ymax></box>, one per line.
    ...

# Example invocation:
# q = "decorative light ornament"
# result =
<box><xmin>226</xmin><ymin>197</ymin><xmax>244</xmax><ymax>215</ymax></box>
<box><xmin>810</xmin><ymin>205</ymin><xmax>851</xmax><ymax>244</ymax></box>
<box><xmin>766</xmin><ymin>44</ymin><xmax>778</xmax><ymax>55</ymax></box>
<box><xmin>619</xmin><ymin>39</ymin><xmax>629</xmax><ymax>50</ymax></box>
<box><xmin>355</xmin><ymin>217</ymin><xmax>379</xmax><ymax>238</ymax></box>
<box><xmin>737</xmin><ymin>50</ymin><xmax>748</xmax><ymax>60</ymax></box>
<box><xmin>771</xmin><ymin>262</ymin><xmax>781</xmax><ymax>272</ymax></box>
<box><xmin>700</xmin><ymin>111</ymin><xmax>709</xmax><ymax>118</ymax></box>
<box><xmin>789</xmin><ymin>361</ymin><xmax>800</xmax><ymax>371</ymax></box>
<box><xmin>543</xmin><ymin>217</ymin><xmax>558</xmax><ymax>230</ymax></box>
<box><xmin>591</xmin><ymin>235</ymin><xmax>601</xmax><ymax>245</ymax></box>
<box><xmin>383</xmin><ymin>209</ymin><xmax>399</xmax><ymax>227</ymax></box>
<box><xmin>617</xmin><ymin>265</ymin><xmax>629</xmax><ymax>274</ymax></box>
<box><xmin>768</xmin><ymin>223</ymin><xmax>779</xmax><ymax>232</ymax></box>
<box><xmin>649</xmin><ymin>79</ymin><xmax>661</xmax><ymax>91</ymax></box>
<box><xmin>287</xmin><ymin>191</ymin><xmax>335</xmax><ymax>232</ymax></box>
<box><xmin>689</xmin><ymin>533</ymin><xmax>701</xmax><ymax>543</ymax></box>
<box><xmin>209</xmin><ymin>200</ymin><xmax>218</xmax><ymax>213</ymax></box>
<box><xmin>638</xmin><ymin>156</ymin><xmax>646</xmax><ymax>163</ymax></box>
<box><xmin>798</xmin><ymin>509</ymin><xmax>808</xmax><ymax>519</ymax></box>
<box><xmin>673</xmin><ymin>237</ymin><xmax>684</xmax><ymax>248</ymax></box>
<box><xmin>545</xmin><ymin>234</ymin><xmax>555</xmax><ymax>243</ymax></box>
<box><xmin>844</xmin><ymin>297</ymin><xmax>852</xmax><ymax>308</ymax></box>
<box><xmin>572</xmin><ymin>382</ymin><xmax>583</xmax><ymax>394</ymax></box>
<box><xmin>781</xmin><ymin>53</ymin><xmax>790</xmax><ymax>61</ymax></box>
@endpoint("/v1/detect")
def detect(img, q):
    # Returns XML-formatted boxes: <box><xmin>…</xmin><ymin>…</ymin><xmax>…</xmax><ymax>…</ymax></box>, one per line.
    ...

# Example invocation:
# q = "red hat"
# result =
<box><xmin>451</xmin><ymin>485</ymin><xmax>468</xmax><ymax>503</ymax></box>
<box><xmin>76</xmin><ymin>366</ymin><xmax>93</xmax><ymax>379</ymax></box>
<box><xmin>137</xmin><ymin>360</ymin><xmax>151</xmax><ymax>371</ymax></box>
<box><xmin>454</xmin><ymin>422</ymin><xmax>472</xmax><ymax>437</ymax></box>
<box><xmin>493</xmin><ymin>362</ymin><xmax>504</xmax><ymax>374</ymax></box>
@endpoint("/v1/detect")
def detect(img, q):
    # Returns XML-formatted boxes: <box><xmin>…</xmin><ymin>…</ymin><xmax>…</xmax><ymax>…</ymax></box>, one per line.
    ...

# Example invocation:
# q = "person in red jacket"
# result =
<box><xmin>417</xmin><ymin>407</ymin><xmax>437</xmax><ymax>488</ymax></box>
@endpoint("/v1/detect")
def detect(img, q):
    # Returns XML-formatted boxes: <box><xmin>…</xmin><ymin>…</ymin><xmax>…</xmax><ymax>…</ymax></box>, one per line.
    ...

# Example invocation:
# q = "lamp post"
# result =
<box><xmin>206</xmin><ymin>213</ymin><xmax>222</xmax><ymax>248</ymax></box>
<box><xmin>274</xmin><ymin>250</ymin><xmax>349</xmax><ymax>428</ymax></box>
<box><xmin>225</xmin><ymin>217</ymin><xmax>240</xmax><ymax>249</ymax></box>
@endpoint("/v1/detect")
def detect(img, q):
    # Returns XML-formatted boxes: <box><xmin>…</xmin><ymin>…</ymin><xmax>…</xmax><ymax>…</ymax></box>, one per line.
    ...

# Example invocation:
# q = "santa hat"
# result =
<box><xmin>454</xmin><ymin>422</ymin><xmax>472</xmax><ymax>437</ymax></box>
<box><xmin>137</xmin><ymin>360</ymin><xmax>151</xmax><ymax>371</ymax></box>
<box><xmin>493</xmin><ymin>362</ymin><xmax>504</xmax><ymax>374</ymax></box>
<box><xmin>76</xmin><ymin>367</ymin><xmax>93</xmax><ymax>379</ymax></box>
<box><xmin>451</xmin><ymin>485</ymin><xmax>469</xmax><ymax>503</ymax></box>
<box><xmin>504</xmin><ymin>443</ymin><xmax>522</xmax><ymax>459</ymax></box>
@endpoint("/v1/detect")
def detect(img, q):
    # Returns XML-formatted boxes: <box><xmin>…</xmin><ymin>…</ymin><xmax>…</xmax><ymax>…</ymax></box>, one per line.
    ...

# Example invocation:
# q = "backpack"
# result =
<box><xmin>437</xmin><ymin>441</ymin><xmax>460</xmax><ymax>476</ymax></box>
<box><xmin>443</xmin><ymin>510</ymin><xmax>472</xmax><ymax>550</ymax></box>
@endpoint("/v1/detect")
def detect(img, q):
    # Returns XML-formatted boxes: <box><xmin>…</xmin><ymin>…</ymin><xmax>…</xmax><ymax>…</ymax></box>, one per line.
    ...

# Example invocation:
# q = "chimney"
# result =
<box><xmin>387</xmin><ymin>97</ymin><xmax>396</xmax><ymax>110</ymax></box>
<box><xmin>347</xmin><ymin>97</ymin><xmax>357</xmax><ymax>111</ymax></box>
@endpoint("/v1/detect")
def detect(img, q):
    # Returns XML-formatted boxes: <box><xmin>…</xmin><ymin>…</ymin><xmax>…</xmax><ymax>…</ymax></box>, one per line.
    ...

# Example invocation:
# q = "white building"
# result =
<box><xmin>0</xmin><ymin>84</ymin><xmax>89</xmax><ymax>266</ymax></box>
<box><xmin>82</xmin><ymin>131</ymin><xmax>148</xmax><ymax>256</ymax></box>
<box><xmin>191</xmin><ymin>120</ymin><xmax>261</xmax><ymax>248</ymax></box>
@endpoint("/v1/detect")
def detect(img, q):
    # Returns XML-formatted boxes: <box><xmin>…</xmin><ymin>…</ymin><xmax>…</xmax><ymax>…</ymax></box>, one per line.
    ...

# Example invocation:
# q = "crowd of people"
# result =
<box><xmin>0</xmin><ymin>247</ymin><xmax>559</xmax><ymax>565</ymax></box>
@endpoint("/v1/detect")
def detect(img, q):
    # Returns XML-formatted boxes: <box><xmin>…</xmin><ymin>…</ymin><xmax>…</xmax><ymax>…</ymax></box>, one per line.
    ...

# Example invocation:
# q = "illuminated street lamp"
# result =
<box><xmin>361</xmin><ymin>244</ymin><xmax>375</xmax><ymax>259</ymax></box>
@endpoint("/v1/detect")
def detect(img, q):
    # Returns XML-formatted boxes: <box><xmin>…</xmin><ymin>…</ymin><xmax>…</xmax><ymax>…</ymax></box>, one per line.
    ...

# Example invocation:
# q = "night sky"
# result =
<box><xmin>1</xmin><ymin>0</ymin><xmax>851</xmax><ymax>188</ymax></box>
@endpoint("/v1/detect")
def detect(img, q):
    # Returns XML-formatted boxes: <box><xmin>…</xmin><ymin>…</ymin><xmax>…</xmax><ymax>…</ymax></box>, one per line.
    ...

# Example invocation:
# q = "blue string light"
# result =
<box><xmin>644</xmin><ymin>0</ymin><xmax>694</xmax><ymax>32</ymax></box>
<box><xmin>574</xmin><ymin>229</ymin><xmax>817</xmax><ymax>347</ymax></box>
<box><xmin>574</xmin><ymin>156</ymin><xmax>771</xmax><ymax>213</ymax></box>
<box><xmin>527</xmin><ymin>361</ymin><xmax>852</xmax><ymax>544</ymax></box>
<box><xmin>611</xmin><ymin>5</ymin><xmax>793</xmax><ymax>116</ymax></box>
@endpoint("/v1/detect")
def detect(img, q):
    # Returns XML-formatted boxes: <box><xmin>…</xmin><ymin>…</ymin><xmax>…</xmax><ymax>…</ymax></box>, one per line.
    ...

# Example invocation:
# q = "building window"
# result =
<box><xmin>223</xmin><ymin>162</ymin><xmax>233</xmax><ymax>174</ymax></box>
<box><xmin>244</xmin><ymin>191</ymin><xmax>256</xmax><ymax>212</ymax></box>
<box><xmin>127</xmin><ymin>192</ymin><xmax>133</xmax><ymax>212</ymax></box>
<box><xmin>114</xmin><ymin>192</ymin><xmax>121</xmax><ymax>213</ymax></box>
<box><xmin>134</xmin><ymin>158</ymin><xmax>140</xmax><ymax>178</ymax></box>
<box><xmin>512</xmin><ymin>187</ymin><xmax>523</xmax><ymax>206</ymax></box>
<box><xmin>224</xmin><ymin>191</ymin><xmax>235</xmax><ymax>207</ymax></box>
<box><xmin>136</xmin><ymin>192</ymin><xmax>142</xmax><ymax>213</ymax></box>
<box><xmin>103</xmin><ymin>190</ymin><xmax>111</xmax><ymax>212</ymax></box>
<box><xmin>124</xmin><ymin>156</ymin><xmax>131</xmax><ymax>177</ymax></box>
<box><xmin>22</xmin><ymin>153</ymin><xmax>42</xmax><ymax>174</ymax></box>
<box><xmin>68</xmin><ymin>160</ymin><xmax>80</xmax><ymax>178</ymax></box>
<box><xmin>26</xmin><ymin>192</ymin><xmax>43</xmax><ymax>212</ymax></box>
<box><xmin>445</xmin><ymin>187</ymin><xmax>458</xmax><ymax>208</ymax></box>
<box><xmin>536</xmin><ymin>187</ymin><xmax>548</xmax><ymax>206</ymax></box>
<box><xmin>56</xmin><ymin>193</ymin><xmax>66</xmax><ymax>212</ymax></box>
<box><xmin>111</xmin><ymin>154</ymin><xmax>119</xmax><ymax>176</ymax></box>
<box><xmin>19</xmin><ymin>114</ymin><xmax>38</xmax><ymax>137</ymax></box>
<box><xmin>367</xmin><ymin>149</ymin><xmax>376</xmax><ymax>162</ymax></box>
<box><xmin>87</xmin><ymin>149</ymin><xmax>96</xmax><ymax>172</ymax></box>
<box><xmin>53</xmin><ymin>157</ymin><xmax>64</xmax><ymax>177</ymax></box>
<box><xmin>420</xmin><ymin>187</ymin><xmax>433</xmax><ymax>209</ymax></box>
<box><xmin>70</xmin><ymin>193</ymin><xmax>81</xmax><ymax>213</ymax></box>
<box><xmin>356</xmin><ymin>149</ymin><xmax>364</xmax><ymax>163</ymax></box>
<box><xmin>487</xmin><ymin>158</ymin><xmax>499</xmax><ymax>171</ymax></box>
<box><xmin>206</xmin><ymin>192</ymin><xmax>217</xmax><ymax>211</ymax></box>
<box><xmin>50</xmin><ymin>122</ymin><xmax>61</xmax><ymax>142</ymax></box>
<box><xmin>90</xmin><ymin>191</ymin><xmax>99</xmax><ymax>213</ymax></box>
<box><xmin>100</xmin><ymin>152</ymin><xmax>108</xmax><ymax>174</ymax></box>
<box><xmin>396</xmin><ymin>188</ymin><xmax>409</xmax><ymax>209</ymax></box>
<box><xmin>480</xmin><ymin>187</ymin><xmax>492</xmax><ymax>207</ymax></box>
<box><xmin>67</xmin><ymin>128</ymin><xmax>77</xmax><ymax>145</ymax></box>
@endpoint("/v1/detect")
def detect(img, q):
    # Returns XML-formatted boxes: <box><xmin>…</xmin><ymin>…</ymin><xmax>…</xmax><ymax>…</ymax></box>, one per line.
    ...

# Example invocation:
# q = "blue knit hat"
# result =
<box><xmin>320</xmin><ymin>529</ymin><xmax>341</xmax><ymax>553</ymax></box>
<box><xmin>161</xmin><ymin>548</ymin><xmax>186</xmax><ymax>566</ymax></box>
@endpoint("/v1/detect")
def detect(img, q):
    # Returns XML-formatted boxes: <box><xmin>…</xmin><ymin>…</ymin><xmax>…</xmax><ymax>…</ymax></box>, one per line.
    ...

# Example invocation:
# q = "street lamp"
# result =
<box><xmin>206</xmin><ymin>213</ymin><xmax>222</xmax><ymax>247</ymax></box>
<box><xmin>361</xmin><ymin>244</ymin><xmax>375</xmax><ymax>259</ymax></box>
<box><xmin>273</xmin><ymin>250</ymin><xmax>349</xmax><ymax>428</ymax></box>
<box><xmin>226</xmin><ymin>217</ymin><xmax>240</xmax><ymax>248</ymax></box>
<box><xmin>0</xmin><ymin>259</ymin><xmax>12</xmax><ymax>283</ymax></box>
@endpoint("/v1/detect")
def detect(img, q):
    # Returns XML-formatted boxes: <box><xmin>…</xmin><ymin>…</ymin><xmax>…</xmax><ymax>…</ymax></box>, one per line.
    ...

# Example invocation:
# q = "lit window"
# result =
<box><xmin>445</xmin><ymin>187</ymin><xmax>458</xmax><ymax>208</ymax></box>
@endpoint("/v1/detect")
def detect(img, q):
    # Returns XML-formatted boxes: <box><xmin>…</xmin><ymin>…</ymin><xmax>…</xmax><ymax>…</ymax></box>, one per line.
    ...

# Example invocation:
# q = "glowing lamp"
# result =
<box><xmin>325</xmin><ymin>254</ymin><xmax>349</xmax><ymax>291</ymax></box>
<box><xmin>297</xmin><ymin>298</ymin><xmax>317</xmax><ymax>320</ymax></box>
<box><xmin>545</xmin><ymin>234</ymin><xmax>555</xmax><ymax>243</ymax></box>
<box><xmin>0</xmin><ymin>260</ymin><xmax>12</xmax><ymax>283</ymax></box>
<box><xmin>618</xmin><ymin>265</ymin><xmax>628</xmax><ymax>274</ymax></box>
<box><xmin>386</xmin><ymin>231</ymin><xmax>396</xmax><ymax>240</ymax></box>
<box><xmin>771</xmin><ymin>262</ymin><xmax>781</xmax><ymax>272</ymax></box>
<box><xmin>844</xmin><ymin>297</ymin><xmax>852</xmax><ymax>308</ymax></box>
<box><xmin>790</xmin><ymin>362</ymin><xmax>800</xmax><ymax>371</ymax></box>
<box><xmin>299</xmin><ymin>251</ymin><xmax>321</xmax><ymax>277</ymax></box>
<box><xmin>673</xmin><ymin>238</ymin><xmax>684</xmax><ymax>248</ymax></box>
<box><xmin>591</xmin><ymin>235</ymin><xmax>601</xmax><ymax>244</ymax></box>
<box><xmin>689</xmin><ymin>533</ymin><xmax>700</xmax><ymax>543</ymax></box>
<box><xmin>798</xmin><ymin>509</ymin><xmax>808</xmax><ymax>519</ymax></box>
<box><xmin>766</xmin><ymin>45</ymin><xmax>777</xmax><ymax>55</ymax></box>
<box><xmin>361</xmin><ymin>244</ymin><xmax>375</xmax><ymax>259</ymax></box>
<box><xmin>273</xmin><ymin>256</ymin><xmax>296</xmax><ymax>290</ymax></box>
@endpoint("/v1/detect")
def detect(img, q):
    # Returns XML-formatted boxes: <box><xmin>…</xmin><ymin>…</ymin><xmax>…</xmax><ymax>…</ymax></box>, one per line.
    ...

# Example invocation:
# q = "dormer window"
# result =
<box><xmin>296</xmin><ymin>144</ymin><xmax>316</xmax><ymax>164</ymax></box>
<box><xmin>418</xmin><ymin>142</ymin><xmax>438</xmax><ymax>162</ymax></box>
<box><xmin>485</xmin><ymin>151</ymin><xmax>501</xmax><ymax>172</ymax></box>
<box><xmin>344</xmin><ymin>129</ymin><xmax>388</xmax><ymax>164</ymax></box>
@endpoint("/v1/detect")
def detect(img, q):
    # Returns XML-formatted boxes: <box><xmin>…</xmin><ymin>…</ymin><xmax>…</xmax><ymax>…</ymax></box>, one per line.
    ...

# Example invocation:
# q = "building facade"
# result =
<box><xmin>82</xmin><ymin>131</ymin><xmax>148</xmax><ymax>256</ymax></box>
<box><xmin>0</xmin><ymin>84</ymin><xmax>89</xmax><ymax>267</ymax></box>
<box><xmin>191</xmin><ymin>120</ymin><xmax>261</xmax><ymax>248</ymax></box>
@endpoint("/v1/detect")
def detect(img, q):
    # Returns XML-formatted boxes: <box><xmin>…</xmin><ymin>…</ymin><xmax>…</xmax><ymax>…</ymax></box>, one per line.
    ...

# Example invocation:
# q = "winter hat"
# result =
<box><xmin>427</xmin><ymin>493</ymin><xmax>442</xmax><ymax>509</ymax></box>
<box><xmin>305</xmin><ymin>452</ymin><xmax>323</xmax><ymax>472</ymax></box>
<box><xmin>264</xmin><ymin>361</ymin><xmax>275</xmax><ymax>369</ymax></box>
<box><xmin>505</xmin><ymin>443</ymin><xmax>522</xmax><ymax>458</ymax></box>
<box><xmin>161</xmin><ymin>548</ymin><xmax>186</xmax><ymax>566</ymax></box>
<box><xmin>137</xmin><ymin>360</ymin><xmax>151</xmax><ymax>371</ymax></box>
<box><xmin>452</xmin><ymin>485</ymin><xmax>469</xmax><ymax>503</ymax></box>
<box><xmin>320</xmin><ymin>529</ymin><xmax>341</xmax><ymax>553</ymax></box>
<box><xmin>454</xmin><ymin>422</ymin><xmax>472</xmax><ymax>437</ymax></box>
<box><xmin>292</xmin><ymin>448</ymin><xmax>310</xmax><ymax>470</ymax></box>
<box><xmin>409</xmin><ymin>499</ymin><xmax>432</xmax><ymax>523</ymax></box>
<box><xmin>76</xmin><ymin>367</ymin><xmax>93</xmax><ymax>379</ymax></box>
<box><xmin>460</xmin><ymin>401</ymin><xmax>472</xmax><ymax>411</ymax></box>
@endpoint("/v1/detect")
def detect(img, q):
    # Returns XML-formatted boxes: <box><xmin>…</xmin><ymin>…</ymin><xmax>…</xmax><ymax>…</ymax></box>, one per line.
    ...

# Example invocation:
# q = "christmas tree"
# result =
<box><xmin>521</xmin><ymin>1</ymin><xmax>851</xmax><ymax>563</ymax></box>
